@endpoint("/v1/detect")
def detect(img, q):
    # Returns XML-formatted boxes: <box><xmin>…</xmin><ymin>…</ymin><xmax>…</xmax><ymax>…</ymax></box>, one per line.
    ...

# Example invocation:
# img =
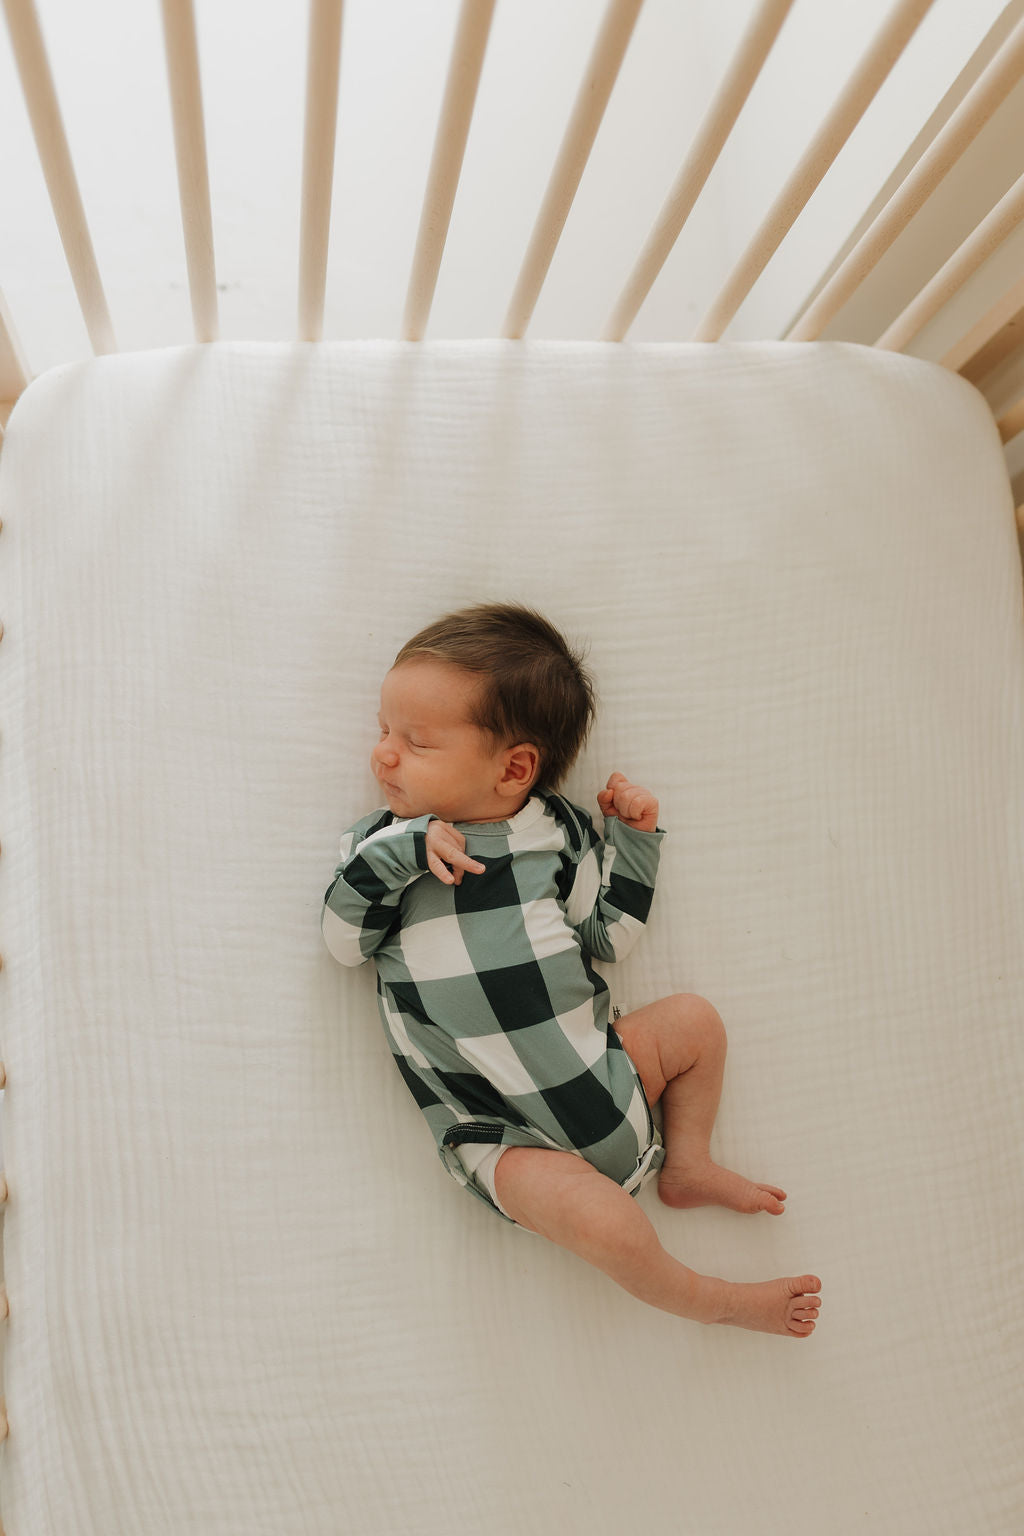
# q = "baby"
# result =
<box><xmin>322</xmin><ymin>603</ymin><xmax>821</xmax><ymax>1338</ymax></box>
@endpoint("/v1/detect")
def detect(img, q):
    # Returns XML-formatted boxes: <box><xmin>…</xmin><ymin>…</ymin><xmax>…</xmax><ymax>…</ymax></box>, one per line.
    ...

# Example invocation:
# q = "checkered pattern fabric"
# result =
<box><xmin>322</xmin><ymin>791</ymin><xmax>666</xmax><ymax>1218</ymax></box>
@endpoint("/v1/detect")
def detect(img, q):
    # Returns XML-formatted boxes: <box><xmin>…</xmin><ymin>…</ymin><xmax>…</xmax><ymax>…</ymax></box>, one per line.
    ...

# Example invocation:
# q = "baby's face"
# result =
<box><xmin>372</xmin><ymin>658</ymin><xmax>512</xmax><ymax>823</ymax></box>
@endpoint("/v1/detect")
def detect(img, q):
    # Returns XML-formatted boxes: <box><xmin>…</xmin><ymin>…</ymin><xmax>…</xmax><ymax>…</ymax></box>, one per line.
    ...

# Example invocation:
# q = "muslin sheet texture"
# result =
<box><xmin>0</xmin><ymin>340</ymin><xmax>1021</xmax><ymax>1534</ymax></box>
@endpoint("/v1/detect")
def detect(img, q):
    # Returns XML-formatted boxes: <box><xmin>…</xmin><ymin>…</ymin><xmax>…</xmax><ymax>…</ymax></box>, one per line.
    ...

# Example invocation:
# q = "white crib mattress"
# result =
<box><xmin>1</xmin><ymin>340</ymin><xmax>1022</xmax><ymax>1534</ymax></box>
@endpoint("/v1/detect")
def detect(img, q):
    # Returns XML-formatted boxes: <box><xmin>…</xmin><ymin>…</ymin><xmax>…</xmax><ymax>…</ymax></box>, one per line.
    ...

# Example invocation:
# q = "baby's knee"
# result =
<box><xmin>670</xmin><ymin>992</ymin><xmax>726</xmax><ymax>1046</ymax></box>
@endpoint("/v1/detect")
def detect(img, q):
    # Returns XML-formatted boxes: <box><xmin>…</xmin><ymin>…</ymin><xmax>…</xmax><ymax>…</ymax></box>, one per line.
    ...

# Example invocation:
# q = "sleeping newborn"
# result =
<box><xmin>322</xmin><ymin>601</ymin><xmax>822</xmax><ymax>1338</ymax></box>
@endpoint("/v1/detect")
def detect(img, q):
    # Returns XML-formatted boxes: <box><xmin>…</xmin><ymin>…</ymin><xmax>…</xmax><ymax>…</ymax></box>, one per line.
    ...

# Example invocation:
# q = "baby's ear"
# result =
<box><xmin>500</xmin><ymin>743</ymin><xmax>540</xmax><ymax>794</ymax></box>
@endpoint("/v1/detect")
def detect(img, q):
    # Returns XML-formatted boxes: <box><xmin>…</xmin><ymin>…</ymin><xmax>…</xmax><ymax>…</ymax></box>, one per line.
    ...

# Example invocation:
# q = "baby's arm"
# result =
<box><xmin>321</xmin><ymin>811</ymin><xmax>486</xmax><ymax>965</ymax></box>
<box><xmin>566</xmin><ymin>773</ymin><xmax>664</xmax><ymax>963</ymax></box>
<box><xmin>321</xmin><ymin>810</ymin><xmax>435</xmax><ymax>966</ymax></box>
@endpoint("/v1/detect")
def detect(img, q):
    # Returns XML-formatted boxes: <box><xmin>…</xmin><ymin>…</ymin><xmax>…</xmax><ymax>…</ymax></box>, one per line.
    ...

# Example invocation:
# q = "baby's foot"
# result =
<box><xmin>658</xmin><ymin>1154</ymin><xmax>786</xmax><ymax>1215</ymax></box>
<box><xmin>719</xmin><ymin>1275</ymin><xmax>822</xmax><ymax>1337</ymax></box>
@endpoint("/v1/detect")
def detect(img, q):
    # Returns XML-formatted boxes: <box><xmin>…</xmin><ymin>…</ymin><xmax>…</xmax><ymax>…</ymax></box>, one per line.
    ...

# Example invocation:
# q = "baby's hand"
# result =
<box><xmin>424</xmin><ymin>818</ymin><xmax>486</xmax><ymax>885</ymax></box>
<box><xmin>597</xmin><ymin>772</ymin><xmax>659</xmax><ymax>833</ymax></box>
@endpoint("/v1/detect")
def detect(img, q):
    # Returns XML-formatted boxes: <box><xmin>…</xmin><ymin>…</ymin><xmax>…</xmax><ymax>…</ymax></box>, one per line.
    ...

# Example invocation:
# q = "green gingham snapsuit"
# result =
<box><xmin>321</xmin><ymin>790</ymin><xmax>666</xmax><ymax>1221</ymax></box>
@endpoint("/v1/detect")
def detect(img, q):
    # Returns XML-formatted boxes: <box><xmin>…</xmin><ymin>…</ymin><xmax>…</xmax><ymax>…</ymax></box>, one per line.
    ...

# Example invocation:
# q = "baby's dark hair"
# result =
<box><xmin>393</xmin><ymin>603</ymin><xmax>596</xmax><ymax>790</ymax></box>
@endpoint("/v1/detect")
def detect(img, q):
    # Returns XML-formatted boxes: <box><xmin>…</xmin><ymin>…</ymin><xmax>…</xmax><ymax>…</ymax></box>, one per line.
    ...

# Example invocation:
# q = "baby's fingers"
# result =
<box><xmin>426</xmin><ymin>848</ymin><xmax>461</xmax><ymax>884</ymax></box>
<box><xmin>449</xmin><ymin>848</ymin><xmax>486</xmax><ymax>877</ymax></box>
<box><xmin>426</xmin><ymin>842</ymin><xmax>485</xmax><ymax>885</ymax></box>
<box><xmin>622</xmin><ymin>790</ymin><xmax>655</xmax><ymax>821</ymax></box>
<box><xmin>598</xmin><ymin>773</ymin><xmax>628</xmax><ymax>816</ymax></box>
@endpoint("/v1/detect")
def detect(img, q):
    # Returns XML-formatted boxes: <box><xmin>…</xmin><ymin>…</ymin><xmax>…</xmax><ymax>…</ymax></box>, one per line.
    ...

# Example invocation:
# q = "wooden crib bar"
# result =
<box><xmin>876</xmin><ymin>165</ymin><xmax>1024</xmax><ymax>352</ymax></box>
<box><xmin>693</xmin><ymin>0</ymin><xmax>935</xmax><ymax>343</ymax></box>
<box><xmin>0</xmin><ymin>290</ymin><xmax>30</xmax><ymax>430</ymax></box>
<box><xmin>299</xmin><ymin>0</ymin><xmax>344</xmax><ymax>343</ymax></box>
<box><xmin>996</xmin><ymin>392</ymin><xmax>1024</xmax><ymax>443</ymax></box>
<box><xmin>160</xmin><ymin>0</ymin><xmax>218</xmax><ymax>343</ymax></box>
<box><xmin>602</xmin><ymin>0</ymin><xmax>793</xmax><ymax>344</ymax></box>
<box><xmin>403</xmin><ymin>0</ymin><xmax>495</xmax><ymax>342</ymax></box>
<box><xmin>941</xmin><ymin>271</ymin><xmax>1024</xmax><ymax>377</ymax></box>
<box><xmin>788</xmin><ymin>10</ymin><xmax>1024</xmax><ymax>343</ymax></box>
<box><xmin>501</xmin><ymin>0</ymin><xmax>644</xmax><ymax>340</ymax></box>
<box><xmin>1</xmin><ymin>0</ymin><xmax>116</xmax><ymax>357</ymax></box>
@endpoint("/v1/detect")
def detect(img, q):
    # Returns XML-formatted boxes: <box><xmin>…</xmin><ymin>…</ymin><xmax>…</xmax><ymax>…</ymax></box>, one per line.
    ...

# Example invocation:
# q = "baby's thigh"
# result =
<box><xmin>493</xmin><ymin>1146</ymin><xmax>619</xmax><ymax>1240</ymax></box>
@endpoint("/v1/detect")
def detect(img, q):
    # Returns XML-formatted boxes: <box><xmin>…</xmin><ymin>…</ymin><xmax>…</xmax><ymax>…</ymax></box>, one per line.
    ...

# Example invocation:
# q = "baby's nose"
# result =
<box><xmin>373</xmin><ymin>740</ymin><xmax>399</xmax><ymax>768</ymax></box>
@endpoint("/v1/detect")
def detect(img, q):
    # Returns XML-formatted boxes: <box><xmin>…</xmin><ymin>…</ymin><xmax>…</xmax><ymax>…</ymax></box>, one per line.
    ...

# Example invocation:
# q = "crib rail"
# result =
<box><xmin>404</xmin><ymin>0</ymin><xmax>495</xmax><ymax>341</ymax></box>
<box><xmin>788</xmin><ymin>8</ymin><xmax>1024</xmax><ymax>343</ymax></box>
<box><xmin>693</xmin><ymin>0</ymin><xmax>935</xmax><ymax>343</ymax></box>
<box><xmin>161</xmin><ymin>0</ymin><xmax>217</xmax><ymax>343</ymax></box>
<box><xmin>1</xmin><ymin>0</ymin><xmax>1024</xmax><ymax>517</ymax></box>
<box><xmin>602</xmin><ymin>0</ymin><xmax>796</xmax><ymax>344</ymax></box>
<box><xmin>2</xmin><ymin>0</ymin><xmax>115</xmax><ymax>356</ymax></box>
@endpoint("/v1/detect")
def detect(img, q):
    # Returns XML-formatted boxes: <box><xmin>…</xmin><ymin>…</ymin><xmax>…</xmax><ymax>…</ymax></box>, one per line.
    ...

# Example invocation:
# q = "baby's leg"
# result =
<box><xmin>493</xmin><ymin>1146</ymin><xmax>821</xmax><ymax>1336</ymax></box>
<box><xmin>614</xmin><ymin>993</ymin><xmax>787</xmax><ymax>1215</ymax></box>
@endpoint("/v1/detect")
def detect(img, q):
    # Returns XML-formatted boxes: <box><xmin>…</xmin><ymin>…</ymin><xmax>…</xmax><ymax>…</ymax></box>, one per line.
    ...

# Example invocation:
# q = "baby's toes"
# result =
<box><xmin>757</xmin><ymin>1185</ymin><xmax>787</xmax><ymax>1214</ymax></box>
<box><xmin>787</xmin><ymin>1291</ymin><xmax>821</xmax><ymax>1335</ymax></box>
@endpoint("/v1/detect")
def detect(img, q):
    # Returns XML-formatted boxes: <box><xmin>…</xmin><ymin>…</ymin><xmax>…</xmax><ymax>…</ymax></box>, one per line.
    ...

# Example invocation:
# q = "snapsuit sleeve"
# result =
<box><xmin>321</xmin><ymin>810</ymin><xmax>435</xmax><ymax>966</ymax></box>
<box><xmin>562</xmin><ymin>804</ymin><xmax>665</xmax><ymax>963</ymax></box>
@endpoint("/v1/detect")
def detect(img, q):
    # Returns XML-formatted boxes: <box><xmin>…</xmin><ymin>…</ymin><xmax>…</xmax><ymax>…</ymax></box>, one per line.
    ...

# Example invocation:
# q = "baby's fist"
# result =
<box><xmin>597</xmin><ymin>772</ymin><xmax>659</xmax><ymax>833</ymax></box>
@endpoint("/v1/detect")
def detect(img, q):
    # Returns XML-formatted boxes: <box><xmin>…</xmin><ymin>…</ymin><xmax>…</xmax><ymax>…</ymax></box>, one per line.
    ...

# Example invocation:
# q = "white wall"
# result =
<box><xmin>0</xmin><ymin>0</ymin><xmax>1015</xmax><ymax>374</ymax></box>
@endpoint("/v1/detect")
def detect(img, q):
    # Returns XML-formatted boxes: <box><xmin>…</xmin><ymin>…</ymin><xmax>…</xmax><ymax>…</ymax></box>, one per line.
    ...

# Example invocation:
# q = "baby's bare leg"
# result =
<box><xmin>615</xmin><ymin>993</ymin><xmax>787</xmax><ymax>1215</ymax></box>
<box><xmin>493</xmin><ymin>1147</ymin><xmax>821</xmax><ymax>1336</ymax></box>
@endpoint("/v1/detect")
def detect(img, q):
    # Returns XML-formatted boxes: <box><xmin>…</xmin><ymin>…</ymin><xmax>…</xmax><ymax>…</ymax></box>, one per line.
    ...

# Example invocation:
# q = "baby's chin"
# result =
<box><xmin>382</xmin><ymin>784</ymin><xmax>432</xmax><ymax>818</ymax></box>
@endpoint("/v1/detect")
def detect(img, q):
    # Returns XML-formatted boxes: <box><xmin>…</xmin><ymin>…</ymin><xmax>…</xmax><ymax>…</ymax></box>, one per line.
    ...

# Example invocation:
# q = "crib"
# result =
<box><xmin>1</xmin><ymin>3</ymin><xmax>1023</xmax><ymax>1534</ymax></box>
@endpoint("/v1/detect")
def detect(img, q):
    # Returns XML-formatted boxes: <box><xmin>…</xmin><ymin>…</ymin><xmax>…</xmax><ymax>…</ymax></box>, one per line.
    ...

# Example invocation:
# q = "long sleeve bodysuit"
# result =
<box><xmin>322</xmin><ymin>790</ymin><xmax>665</xmax><ymax>1219</ymax></box>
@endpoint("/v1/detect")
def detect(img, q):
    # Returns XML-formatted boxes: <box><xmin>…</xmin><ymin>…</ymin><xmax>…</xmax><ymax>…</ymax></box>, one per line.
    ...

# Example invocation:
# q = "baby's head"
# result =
<box><xmin>372</xmin><ymin>603</ymin><xmax>596</xmax><ymax>823</ymax></box>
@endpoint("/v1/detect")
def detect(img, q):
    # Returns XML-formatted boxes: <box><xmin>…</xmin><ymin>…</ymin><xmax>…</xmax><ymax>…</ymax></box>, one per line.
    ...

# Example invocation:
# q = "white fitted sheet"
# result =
<box><xmin>0</xmin><ymin>340</ymin><xmax>1022</xmax><ymax>1534</ymax></box>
